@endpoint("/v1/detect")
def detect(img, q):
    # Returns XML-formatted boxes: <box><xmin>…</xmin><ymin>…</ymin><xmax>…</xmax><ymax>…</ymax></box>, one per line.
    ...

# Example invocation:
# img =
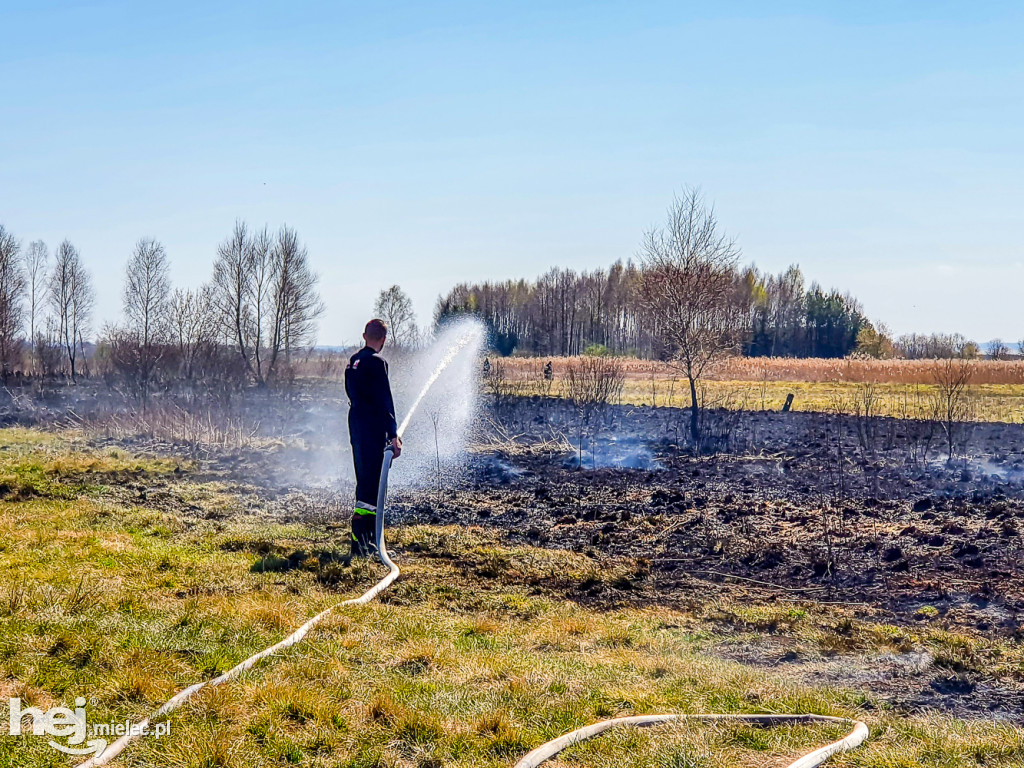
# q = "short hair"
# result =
<box><xmin>364</xmin><ymin>318</ymin><xmax>388</xmax><ymax>341</ymax></box>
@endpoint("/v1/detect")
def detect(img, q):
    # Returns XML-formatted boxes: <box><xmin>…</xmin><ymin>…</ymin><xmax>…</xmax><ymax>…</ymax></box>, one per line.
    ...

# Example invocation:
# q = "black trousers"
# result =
<box><xmin>351</xmin><ymin>431</ymin><xmax>388</xmax><ymax>509</ymax></box>
<box><xmin>350</xmin><ymin>422</ymin><xmax>387</xmax><ymax>555</ymax></box>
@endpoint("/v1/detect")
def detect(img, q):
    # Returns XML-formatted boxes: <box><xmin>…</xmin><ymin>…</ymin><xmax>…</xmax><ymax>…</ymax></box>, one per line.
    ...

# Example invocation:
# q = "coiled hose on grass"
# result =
<box><xmin>75</xmin><ymin>446</ymin><xmax>867</xmax><ymax>768</ymax></box>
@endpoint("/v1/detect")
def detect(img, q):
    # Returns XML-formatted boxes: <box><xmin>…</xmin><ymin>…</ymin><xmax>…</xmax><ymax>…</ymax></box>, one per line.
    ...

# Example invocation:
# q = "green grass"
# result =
<box><xmin>0</xmin><ymin>428</ymin><xmax>1022</xmax><ymax>766</ymax></box>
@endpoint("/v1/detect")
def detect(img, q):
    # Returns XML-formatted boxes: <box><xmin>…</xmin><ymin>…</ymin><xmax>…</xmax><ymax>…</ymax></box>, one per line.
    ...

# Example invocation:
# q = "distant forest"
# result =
<box><xmin>435</xmin><ymin>262</ymin><xmax>874</xmax><ymax>359</ymax></box>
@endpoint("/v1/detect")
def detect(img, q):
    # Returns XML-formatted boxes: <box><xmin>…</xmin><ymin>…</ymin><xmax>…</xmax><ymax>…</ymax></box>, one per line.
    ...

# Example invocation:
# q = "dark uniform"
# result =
<box><xmin>344</xmin><ymin>346</ymin><xmax>399</xmax><ymax>556</ymax></box>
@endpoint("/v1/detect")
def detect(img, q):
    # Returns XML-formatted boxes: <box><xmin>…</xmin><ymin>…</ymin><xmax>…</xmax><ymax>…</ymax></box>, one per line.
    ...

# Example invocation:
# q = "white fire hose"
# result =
<box><xmin>75</xmin><ymin>445</ymin><xmax>867</xmax><ymax>768</ymax></box>
<box><xmin>513</xmin><ymin>714</ymin><xmax>868</xmax><ymax>768</ymax></box>
<box><xmin>74</xmin><ymin>449</ymin><xmax>401</xmax><ymax>768</ymax></box>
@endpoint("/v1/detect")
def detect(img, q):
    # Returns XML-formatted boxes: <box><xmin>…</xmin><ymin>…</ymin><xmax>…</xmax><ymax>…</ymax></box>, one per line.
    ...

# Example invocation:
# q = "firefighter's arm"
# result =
<box><xmin>373</xmin><ymin>358</ymin><xmax>401</xmax><ymax>455</ymax></box>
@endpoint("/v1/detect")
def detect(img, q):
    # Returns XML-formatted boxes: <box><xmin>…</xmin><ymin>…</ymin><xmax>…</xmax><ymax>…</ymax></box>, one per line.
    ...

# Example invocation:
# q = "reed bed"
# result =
<box><xmin>497</xmin><ymin>356</ymin><xmax>1024</xmax><ymax>386</ymax></box>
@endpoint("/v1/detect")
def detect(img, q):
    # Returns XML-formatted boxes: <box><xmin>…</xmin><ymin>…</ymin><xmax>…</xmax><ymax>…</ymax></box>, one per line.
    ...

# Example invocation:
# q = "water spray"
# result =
<box><xmin>75</xmin><ymin>318</ymin><xmax>867</xmax><ymax>768</ymax></box>
<box><xmin>397</xmin><ymin>327</ymin><xmax>480</xmax><ymax>437</ymax></box>
<box><xmin>372</xmin><ymin>323</ymin><xmax>483</xmax><ymax>573</ymax></box>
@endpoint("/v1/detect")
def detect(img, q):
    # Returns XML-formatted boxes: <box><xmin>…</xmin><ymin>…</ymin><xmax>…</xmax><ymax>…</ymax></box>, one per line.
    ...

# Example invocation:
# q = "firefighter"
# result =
<box><xmin>344</xmin><ymin>318</ymin><xmax>402</xmax><ymax>559</ymax></box>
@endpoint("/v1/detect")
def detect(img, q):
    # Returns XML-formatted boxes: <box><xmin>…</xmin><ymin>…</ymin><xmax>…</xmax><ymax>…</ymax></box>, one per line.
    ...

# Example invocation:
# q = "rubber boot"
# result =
<box><xmin>351</xmin><ymin>510</ymin><xmax>378</xmax><ymax>558</ymax></box>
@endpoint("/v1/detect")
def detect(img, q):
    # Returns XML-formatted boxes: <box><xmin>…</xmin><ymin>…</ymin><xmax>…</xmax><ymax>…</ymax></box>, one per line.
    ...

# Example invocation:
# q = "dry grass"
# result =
<box><xmin>500</xmin><ymin>356</ymin><xmax>1024</xmax><ymax>386</ymax></box>
<box><xmin>493</xmin><ymin>357</ymin><xmax>1024</xmax><ymax>422</ymax></box>
<box><xmin>90</xmin><ymin>401</ymin><xmax>279</xmax><ymax>452</ymax></box>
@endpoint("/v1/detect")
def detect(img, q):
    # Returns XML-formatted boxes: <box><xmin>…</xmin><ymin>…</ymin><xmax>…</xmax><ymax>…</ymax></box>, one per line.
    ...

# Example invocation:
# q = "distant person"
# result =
<box><xmin>544</xmin><ymin>361</ymin><xmax>553</xmax><ymax>381</ymax></box>
<box><xmin>483</xmin><ymin>358</ymin><xmax>491</xmax><ymax>377</ymax></box>
<box><xmin>344</xmin><ymin>319</ymin><xmax>402</xmax><ymax>559</ymax></box>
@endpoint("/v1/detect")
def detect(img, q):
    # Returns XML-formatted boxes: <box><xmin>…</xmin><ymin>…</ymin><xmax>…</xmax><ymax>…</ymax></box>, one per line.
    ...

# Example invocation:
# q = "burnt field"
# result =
<box><xmin>8</xmin><ymin>382</ymin><xmax>1022</xmax><ymax>637</ymax></box>
<box><xmin>406</xmin><ymin>397</ymin><xmax>1024</xmax><ymax>634</ymax></box>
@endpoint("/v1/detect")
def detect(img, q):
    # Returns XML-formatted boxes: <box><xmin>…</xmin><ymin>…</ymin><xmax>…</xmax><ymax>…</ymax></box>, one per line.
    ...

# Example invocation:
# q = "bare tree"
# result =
<box><xmin>48</xmin><ymin>240</ymin><xmax>94</xmax><ymax>381</ymax></box>
<box><xmin>374</xmin><ymin>285</ymin><xmax>417</xmax><ymax>348</ymax></box>
<box><xmin>37</xmin><ymin>315</ymin><xmax>63</xmax><ymax>377</ymax></box>
<box><xmin>564</xmin><ymin>355</ymin><xmax>626</xmax><ymax>409</ymax></box>
<box><xmin>213</xmin><ymin>221</ymin><xmax>323</xmax><ymax>385</ymax></box>
<box><xmin>636</xmin><ymin>188</ymin><xmax>742</xmax><ymax>447</ymax></box>
<box><xmin>268</xmin><ymin>226</ymin><xmax>323</xmax><ymax>376</ymax></box>
<box><xmin>564</xmin><ymin>355</ymin><xmax>626</xmax><ymax>469</ymax></box>
<box><xmin>930</xmin><ymin>358</ymin><xmax>976</xmax><ymax>463</ymax></box>
<box><xmin>989</xmin><ymin>338</ymin><xmax>1010</xmax><ymax>361</ymax></box>
<box><xmin>169</xmin><ymin>285</ymin><xmax>217</xmax><ymax>381</ymax></box>
<box><xmin>121</xmin><ymin>238</ymin><xmax>172</xmax><ymax>399</ymax></box>
<box><xmin>23</xmin><ymin>240</ymin><xmax>48</xmax><ymax>372</ymax></box>
<box><xmin>247</xmin><ymin>226</ymin><xmax>277</xmax><ymax>383</ymax></box>
<box><xmin>213</xmin><ymin>221</ymin><xmax>259</xmax><ymax>381</ymax></box>
<box><xmin>0</xmin><ymin>226</ymin><xmax>24</xmax><ymax>380</ymax></box>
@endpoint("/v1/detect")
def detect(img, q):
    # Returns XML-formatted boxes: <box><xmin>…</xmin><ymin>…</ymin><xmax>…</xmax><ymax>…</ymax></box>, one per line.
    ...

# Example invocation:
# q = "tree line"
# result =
<box><xmin>434</xmin><ymin>254</ymin><xmax>875</xmax><ymax>360</ymax></box>
<box><xmin>0</xmin><ymin>221</ymin><xmax>323</xmax><ymax>396</ymax></box>
<box><xmin>434</xmin><ymin>262</ymin><xmax>645</xmax><ymax>357</ymax></box>
<box><xmin>434</xmin><ymin>243</ymin><xmax>992</xmax><ymax>365</ymax></box>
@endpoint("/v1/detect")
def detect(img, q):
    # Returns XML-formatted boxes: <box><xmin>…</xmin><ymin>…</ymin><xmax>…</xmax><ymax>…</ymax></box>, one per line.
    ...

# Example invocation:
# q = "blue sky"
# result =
<box><xmin>3</xmin><ymin>1</ymin><xmax>1022</xmax><ymax>346</ymax></box>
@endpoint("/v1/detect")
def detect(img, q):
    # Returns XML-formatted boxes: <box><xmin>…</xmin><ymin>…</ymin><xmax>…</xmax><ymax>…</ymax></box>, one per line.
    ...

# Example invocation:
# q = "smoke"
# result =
<box><xmin>562</xmin><ymin>434</ymin><xmax>663</xmax><ymax>471</ymax></box>
<box><xmin>387</xmin><ymin>317</ymin><xmax>486</xmax><ymax>490</ymax></box>
<box><xmin>214</xmin><ymin>317</ymin><xmax>485</xmax><ymax>496</ymax></box>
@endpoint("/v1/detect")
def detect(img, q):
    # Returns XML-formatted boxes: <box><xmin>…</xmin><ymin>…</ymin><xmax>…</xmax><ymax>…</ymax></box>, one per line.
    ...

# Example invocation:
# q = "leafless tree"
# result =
<box><xmin>0</xmin><ymin>226</ymin><xmax>24</xmax><ymax>380</ymax></box>
<box><xmin>930</xmin><ymin>358</ymin><xmax>976</xmax><ymax>463</ymax></box>
<box><xmin>213</xmin><ymin>221</ymin><xmax>323</xmax><ymax>385</ymax></box>
<box><xmin>247</xmin><ymin>226</ymin><xmax>277</xmax><ymax>383</ymax></box>
<box><xmin>120</xmin><ymin>238</ymin><xmax>171</xmax><ymax>399</ymax></box>
<box><xmin>636</xmin><ymin>188</ymin><xmax>742</xmax><ymax>447</ymax></box>
<box><xmin>564</xmin><ymin>356</ymin><xmax>626</xmax><ymax>467</ymax></box>
<box><xmin>564</xmin><ymin>355</ymin><xmax>626</xmax><ymax>409</ymax></box>
<box><xmin>48</xmin><ymin>240</ymin><xmax>94</xmax><ymax>381</ymax></box>
<box><xmin>213</xmin><ymin>221</ymin><xmax>260</xmax><ymax>382</ymax></box>
<box><xmin>23</xmin><ymin>240</ymin><xmax>48</xmax><ymax>371</ymax></box>
<box><xmin>37</xmin><ymin>315</ymin><xmax>63</xmax><ymax>377</ymax></box>
<box><xmin>268</xmin><ymin>225</ymin><xmax>323</xmax><ymax>376</ymax></box>
<box><xmin>374</xmin><ymin>285</ymin><xmax>418</xmax><ymax>348</ymax></box>
<box><xmin>169</xmin><ymin>285</ymin><xmax>217</xmax><ymax>381</ymax></box>
<box><xmin>989</xmin><ymin>338</ymin><xmax>1010</xmax><ymax>361</ymax></box>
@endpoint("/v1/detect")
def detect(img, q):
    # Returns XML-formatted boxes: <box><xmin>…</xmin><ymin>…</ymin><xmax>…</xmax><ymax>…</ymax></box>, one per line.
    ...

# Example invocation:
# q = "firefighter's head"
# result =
<box><xmin>363</xmin><ymin>319</ymin><xmax>388</xmax><ymax>351</ymax></box>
